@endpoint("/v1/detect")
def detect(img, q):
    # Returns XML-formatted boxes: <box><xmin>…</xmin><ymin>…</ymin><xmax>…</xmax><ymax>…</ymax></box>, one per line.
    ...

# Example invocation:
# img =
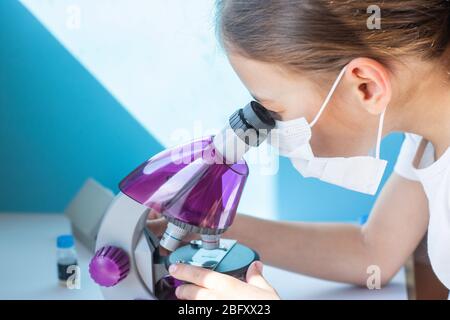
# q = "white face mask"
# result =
<box><xmin>269</xmin><ymin>66</ymin><xmax>387</xmax><ymax>195</ymax></box>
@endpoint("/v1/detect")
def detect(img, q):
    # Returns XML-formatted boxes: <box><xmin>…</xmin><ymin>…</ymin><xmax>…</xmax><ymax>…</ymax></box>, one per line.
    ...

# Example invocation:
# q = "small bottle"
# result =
<box><xmin>56</xmin><ymin>234</ymin><xmax>78</xmax><ymax>286</ymax></box>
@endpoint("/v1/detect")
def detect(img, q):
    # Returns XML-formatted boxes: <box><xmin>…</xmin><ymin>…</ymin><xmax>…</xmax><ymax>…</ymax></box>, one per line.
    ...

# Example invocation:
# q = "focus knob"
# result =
<box><xmin>89</xmin><ymin>245</ymin><xmax>130</xmax><ymax>287</ymax></box>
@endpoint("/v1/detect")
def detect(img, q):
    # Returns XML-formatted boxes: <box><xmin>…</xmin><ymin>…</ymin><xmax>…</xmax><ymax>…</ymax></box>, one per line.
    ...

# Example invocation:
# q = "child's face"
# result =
<box><xmin>227</xmin><ymin>52</ymin><xmax>323</xmax><ymax>121</ymax></box>
<box><xmin>227</xmin><ymin>52</ymin><xmax>383</xmax><ymax>158</ymax></box>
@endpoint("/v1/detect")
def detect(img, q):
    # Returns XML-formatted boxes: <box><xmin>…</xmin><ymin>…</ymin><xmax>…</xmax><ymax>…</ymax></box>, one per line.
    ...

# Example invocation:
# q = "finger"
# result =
<box><xmin>245</xmin><ymin>261</ymin><xmax>274</xmax><ymax>291</ymax></box>
<box><xmin>147</xmin><ymin>209</ymin><xmax>161</xmax><ymax>220</ymax></box>
<box><xmin>146</xmin><ymin>217</ymin><xmax>167</xmax><ymax>237</ymax></box>
<box><xmin>169</xmin><ymin>263</ymin><xmax>238</xmax><ymax>290</ymax></box>
<box><xmin>175</xmin><ymin>284</ymin><xmax>218</xmax><ymax>300</ymax></box>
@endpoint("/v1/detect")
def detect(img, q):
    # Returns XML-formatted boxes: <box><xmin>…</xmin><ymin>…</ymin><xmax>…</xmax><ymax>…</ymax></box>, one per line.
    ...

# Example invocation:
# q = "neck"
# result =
<box><xmin>389</xmin><ymin>62</ymin><xmax>450</xmax><ymax>158</ymax></box>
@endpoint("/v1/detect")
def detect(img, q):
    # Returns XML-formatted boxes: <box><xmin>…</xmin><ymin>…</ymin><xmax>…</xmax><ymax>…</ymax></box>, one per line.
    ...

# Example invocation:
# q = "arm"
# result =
<box><xmin>224</xmin><ymin>173</ymin><xmax>429</xmax><ymax>285</ymax></box>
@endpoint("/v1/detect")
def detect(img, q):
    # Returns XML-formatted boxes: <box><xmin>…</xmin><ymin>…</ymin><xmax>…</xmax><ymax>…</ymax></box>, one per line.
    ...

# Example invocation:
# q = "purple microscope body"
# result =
<box><xmin>89</xmin><ymin>101</ymin><xmax>275</xmax><ymax>299</ymax></box>
<box><xmin>120</xmin><ymin>136</ymin><xmax>248</xmax><ymax>234</ymax></box>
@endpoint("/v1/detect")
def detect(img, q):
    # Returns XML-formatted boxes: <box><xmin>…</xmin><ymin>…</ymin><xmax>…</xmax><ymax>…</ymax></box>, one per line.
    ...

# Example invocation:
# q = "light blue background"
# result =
<box><xmin>0</xmin><ymin>1</ymin><xmax>163</xmax><ymax>212</ymax></box>
<box><xmin>0</xmin><ymin>0</ymin><xmax>404</xmax><ymax>221</ymax></box>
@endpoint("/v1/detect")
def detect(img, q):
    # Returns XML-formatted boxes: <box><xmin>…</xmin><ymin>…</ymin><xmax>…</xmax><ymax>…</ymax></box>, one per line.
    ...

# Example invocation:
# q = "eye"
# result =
<box><xmin>251</xmin><ymin>96</ymin><xmax>261</xmax><ymax>103</ymax></box>
<box><xmin>269</xmin><ymin>111</ymin><xmax>283</xmax><ymax>120</ymax></box>
<box><xmin>250</xmin><ymin>93</ymin><xmax>269</xmax><ymax>104</ymax></box>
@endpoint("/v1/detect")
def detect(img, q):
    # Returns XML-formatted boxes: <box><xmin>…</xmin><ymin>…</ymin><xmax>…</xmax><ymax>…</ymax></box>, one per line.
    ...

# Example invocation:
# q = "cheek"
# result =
<box><xmin>309</xmin><ymin>110</ymin><xmax>378</xmax><ymax>158</ymax></box>
<box><xmin>279</xmin><ymin>93</ymin><xmax>323</xmax><ymax>121</ymax></box>
<box><xmin>309</xmin><ymin>119</ymin><xmax>344</xmax><ymax>157</ymax></box>
<box><xmin>308</xmin><ymin>96</ymin><xmax>360</xmax><ymax>157</ymax></box>
<box><xmin>303</xmin><ymin>83</ymin><xmax>380</xmax><ymax>157</ymax></box>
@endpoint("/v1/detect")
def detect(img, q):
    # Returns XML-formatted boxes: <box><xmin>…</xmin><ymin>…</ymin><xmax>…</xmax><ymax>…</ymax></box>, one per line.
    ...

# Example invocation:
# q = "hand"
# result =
<box><xmin>169</xmin><ymin>261</ymin><xmax>280</xmax><ymax>300</ymax></box>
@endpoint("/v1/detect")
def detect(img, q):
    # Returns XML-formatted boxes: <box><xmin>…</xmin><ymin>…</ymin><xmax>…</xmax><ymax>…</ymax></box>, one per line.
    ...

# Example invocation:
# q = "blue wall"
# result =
<box><xmin>0</xmin><ymin>1</ymin><xmax>163</xmax><ymax>212</ymax></box>
<box><xmin>277</xmin><ymin>133</ymin><xmax>404</xmax><ymax>222</ymax></box>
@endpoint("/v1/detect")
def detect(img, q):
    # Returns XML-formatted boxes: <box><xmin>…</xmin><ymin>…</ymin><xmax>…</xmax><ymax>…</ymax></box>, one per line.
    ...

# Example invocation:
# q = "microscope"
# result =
<box><xmin>88</xmin><ymin>101</ymin><xmax>275</xmax><ymax>299</ymax></box>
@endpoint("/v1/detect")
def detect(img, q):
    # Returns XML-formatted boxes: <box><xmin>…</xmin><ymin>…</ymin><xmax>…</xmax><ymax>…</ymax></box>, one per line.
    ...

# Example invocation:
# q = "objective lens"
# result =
<box><xmin>159</xmin><ymin>222</ymin><xmax>188</xmax><ymax>252</ymax></box>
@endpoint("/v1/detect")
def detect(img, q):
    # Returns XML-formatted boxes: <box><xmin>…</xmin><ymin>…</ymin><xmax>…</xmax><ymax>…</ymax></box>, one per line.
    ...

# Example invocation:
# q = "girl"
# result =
<box><xmin>152</xmin><ymin>0</ymin><xmax>450</xmax><ymax>299</ymax></box>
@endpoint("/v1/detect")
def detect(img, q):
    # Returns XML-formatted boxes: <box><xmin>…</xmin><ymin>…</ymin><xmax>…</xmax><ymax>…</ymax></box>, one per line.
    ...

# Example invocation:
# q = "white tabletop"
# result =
<box><xmin>0</xmin><ymin>213</ymin><xmax>407</xmax><ymax>300</ymax></box>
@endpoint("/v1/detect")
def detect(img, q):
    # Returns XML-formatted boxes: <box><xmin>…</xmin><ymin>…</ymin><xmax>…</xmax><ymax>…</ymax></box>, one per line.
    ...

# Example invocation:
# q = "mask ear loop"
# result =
<box><xmin>375</xmin><ymin>111</ymin><xmax>386</xmax><ymax>159</ymax></box>
<box><xmin>310</xmin><ymin>65</ymin><xmax>348</xmax><ymax>128</ymax></box>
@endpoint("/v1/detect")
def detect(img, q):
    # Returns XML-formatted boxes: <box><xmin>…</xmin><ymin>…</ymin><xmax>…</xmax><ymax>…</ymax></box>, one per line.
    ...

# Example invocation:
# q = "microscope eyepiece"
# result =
<box><xmin>213</xmin><ymin>101</ymin><xmax>275</xmax><ymax>164</ymax></box>
<box><xmin>229</xmin><ymin>101</ymin><xmax>275</xmax><ymax>147</ymax></box>
<box><xmin>243</xmin><ymin>101</ymin><xmax>276</xmax><ymax>131</ymax></box>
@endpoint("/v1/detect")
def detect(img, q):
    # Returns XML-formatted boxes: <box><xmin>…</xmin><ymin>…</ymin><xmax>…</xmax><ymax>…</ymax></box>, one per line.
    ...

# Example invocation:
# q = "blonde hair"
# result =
<box><xmin>216</xmin><ymin>0</ymin><xmax>450</xmax><ymax>73</ymax></box>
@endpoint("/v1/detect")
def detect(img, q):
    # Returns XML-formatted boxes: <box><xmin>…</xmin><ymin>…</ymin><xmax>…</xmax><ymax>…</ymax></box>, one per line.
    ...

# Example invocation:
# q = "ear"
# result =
<box><xmin>345</xmin><ymin>58</ymin><xmax>392</xmax><ymax>115</ymax></box>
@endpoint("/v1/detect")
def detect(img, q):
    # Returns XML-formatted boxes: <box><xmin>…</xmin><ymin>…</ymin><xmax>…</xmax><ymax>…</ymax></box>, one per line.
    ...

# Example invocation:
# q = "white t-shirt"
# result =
<box><xmin>394</xmin><ymin>133</ymin><xmax>450</xmax><ymax>290</ymax></box>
